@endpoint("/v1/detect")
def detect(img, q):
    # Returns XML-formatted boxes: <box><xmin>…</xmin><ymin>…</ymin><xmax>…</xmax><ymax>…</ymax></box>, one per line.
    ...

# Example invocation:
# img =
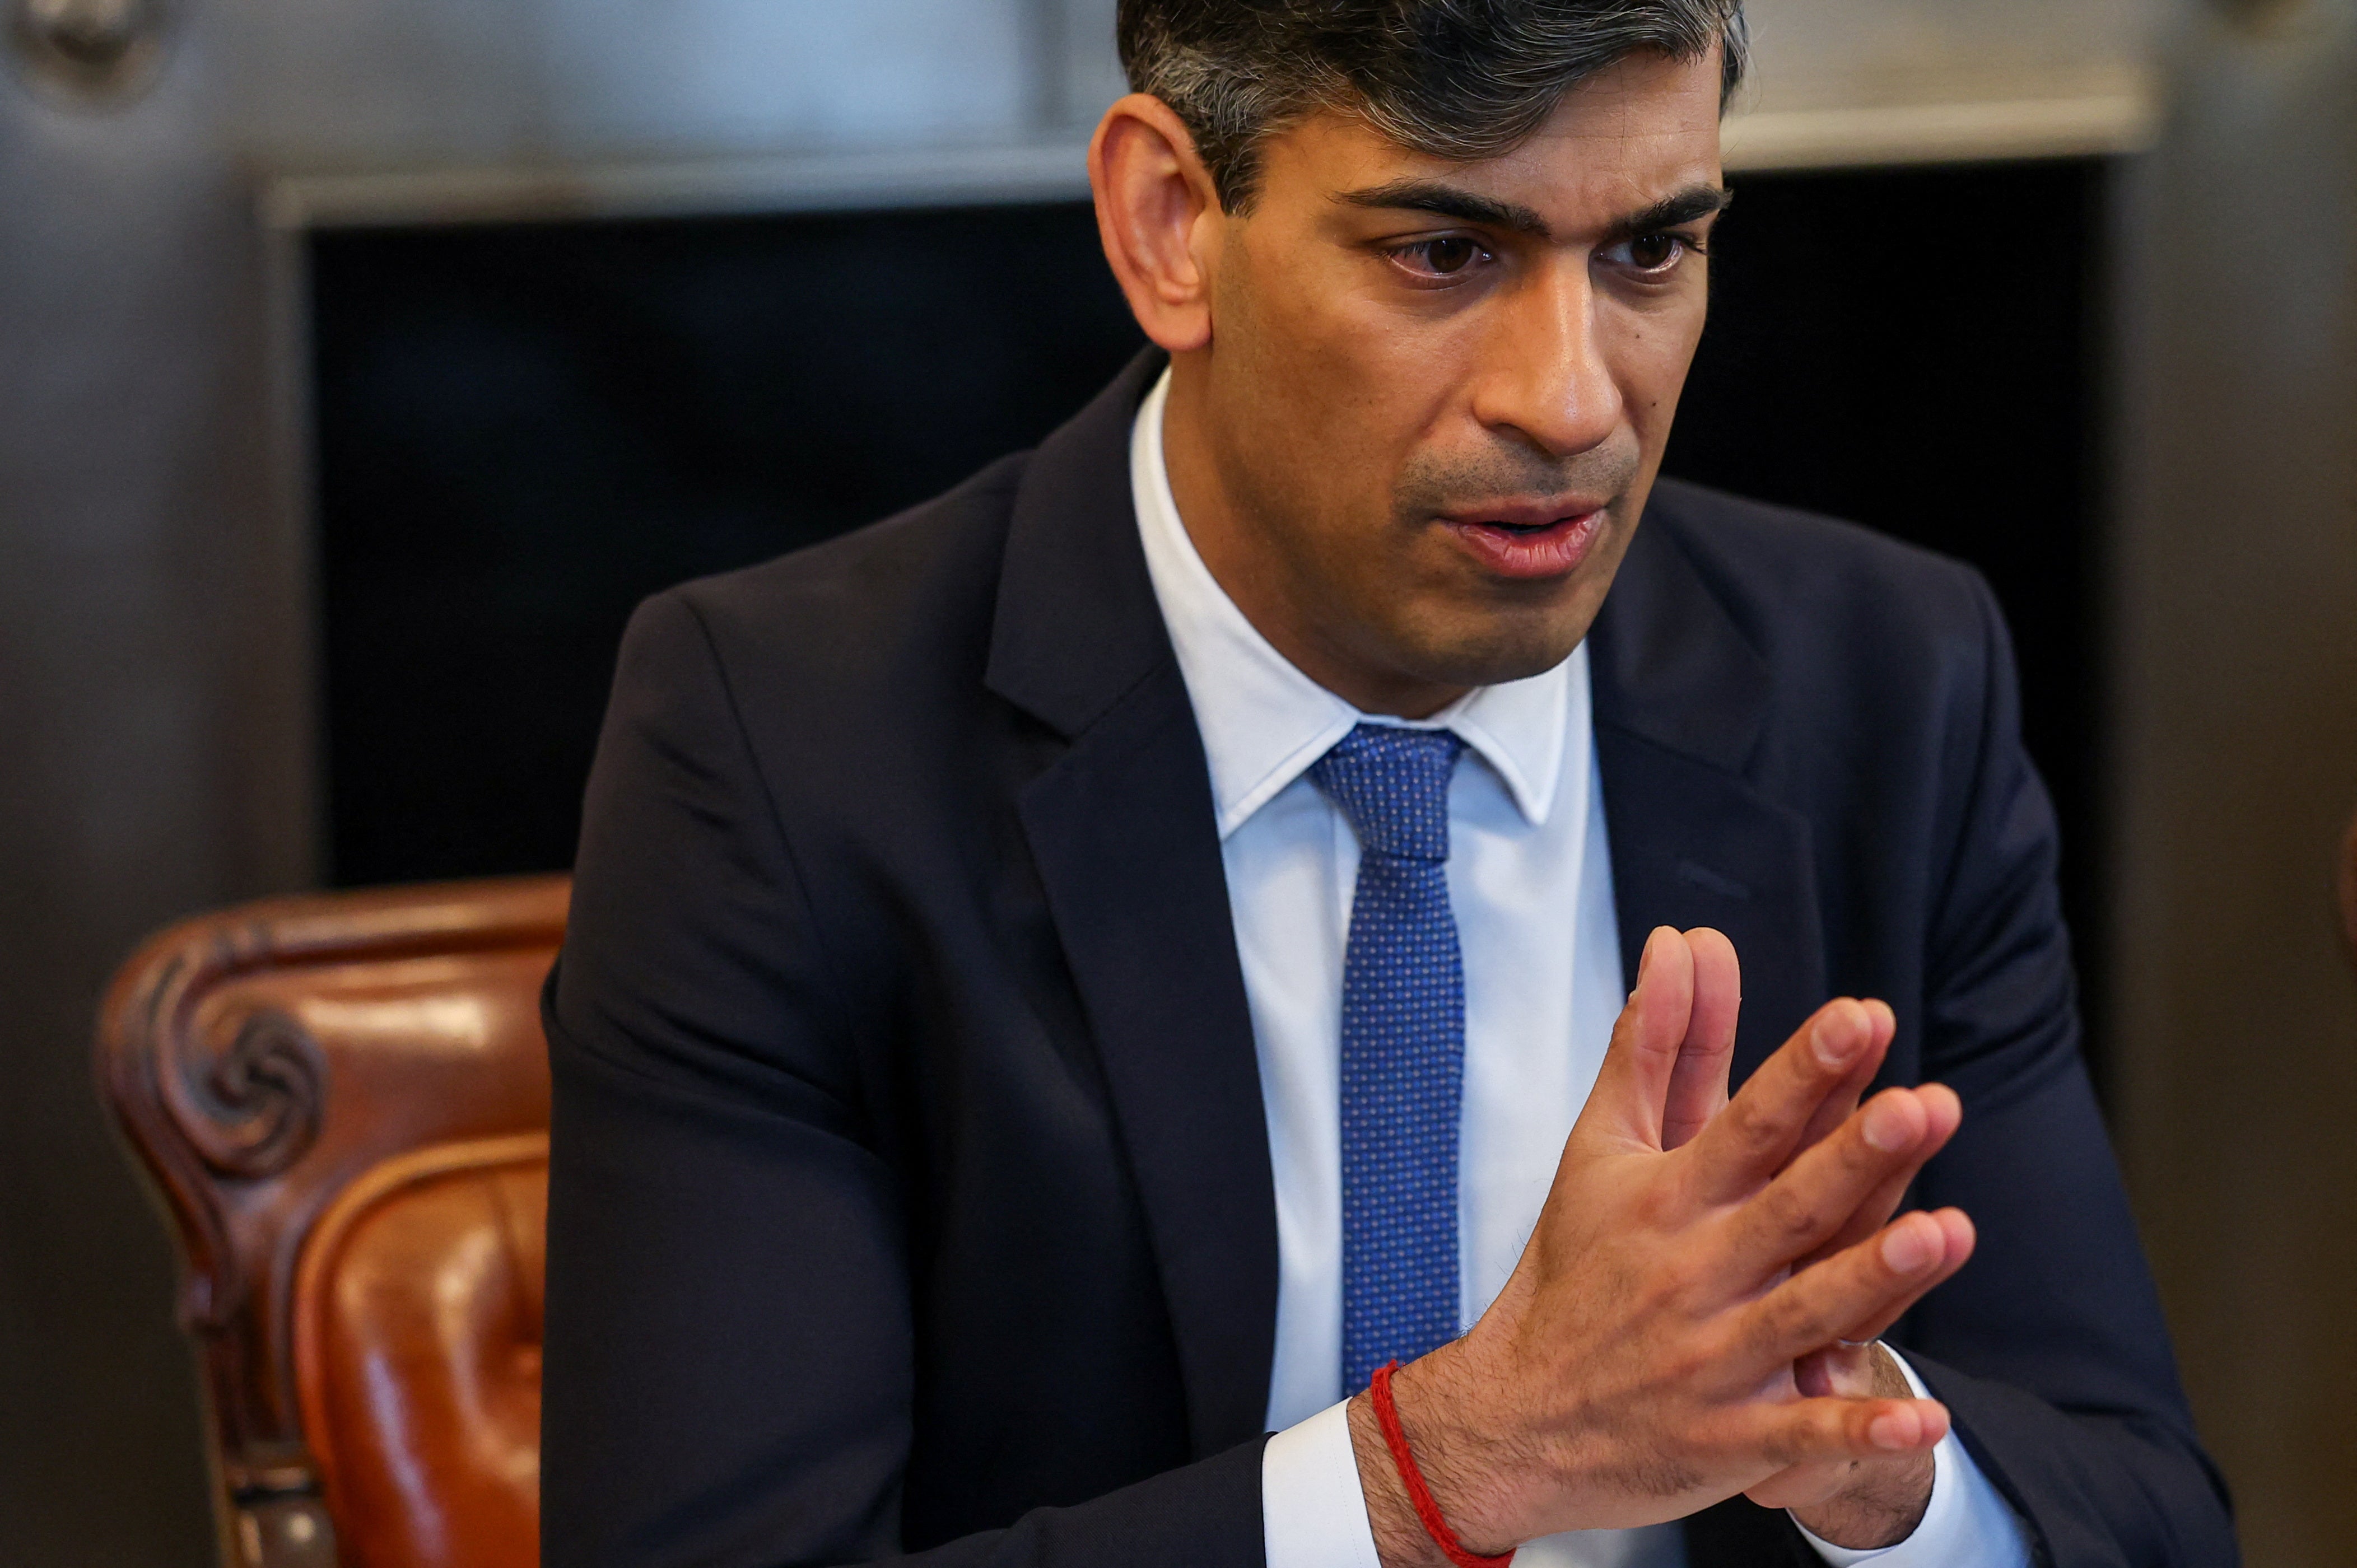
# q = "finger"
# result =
<box><xmin>1724</xmin><ymin>1086</ymin><xmax>1960</xmax><ymax>1277</ymax></box>
<box><xmin>1683</xmin><ymin>998</ymin><xmax>1892</xmax><ymax>1204</ymax></box>
<box><xmin>1825</xmin><ymin>1208</ymin><xmax>1977</xmax><ymax>1346</ymax></box>
<box><xmin>1727</xmin><ymin>1392</ymin><xmax>1951</xmax><ymax>1469</ymax></box>
<box><xmin>1661</xmin><ymin>927</ymin><xmax>1740</xmax><ymax>1150</ymax></box>
<box><xmin>1746</xmin><ymin>1336</ymin><xmax>1927</xmax><ymax>1510</ymax></box>
<box><xmin>1744</xmin><ymin>1461</ymin><xmax>1853</xmax><ymax>1513</ymax></box>
<box><xmin>1580</xmin><ymin>927</ymin><xmax>1694</xmax><ymax>1150</ymax></box>
<box><xmin>1785</xmin><ymin>998</ymin><xmax>1895</xmax><ymax>1164</ymax></box>
<box><xmin>1739</xmin><ymin>1210</ymin><xmax>1965</xmax><ymax>1367</ymax></box>
<box><xmin>1790</xmin><ymin>1339</ymin><xmax>1880</xmax><ymax>1399</ymax></box>
<box><xmin>1795</xmin><ymin>1083</ymin><xmax>1962</xmax><ymax>1271</ymax></box>
<box><xmin>1744</xmin><ymin>1436</ymin><xmax>1928</xmax><ymax>1513</ymax></box>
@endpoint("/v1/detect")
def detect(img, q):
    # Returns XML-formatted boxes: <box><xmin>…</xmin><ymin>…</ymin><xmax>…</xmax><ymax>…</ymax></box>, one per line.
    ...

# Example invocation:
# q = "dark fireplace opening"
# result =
<box><xmin>308</xmin><ymin>157</ymin><xmax>2109</xmax><ymax>1078</ymax></box>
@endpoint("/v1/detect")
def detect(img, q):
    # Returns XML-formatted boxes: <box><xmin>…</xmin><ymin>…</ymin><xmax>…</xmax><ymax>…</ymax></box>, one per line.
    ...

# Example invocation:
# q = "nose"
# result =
<box><xmin>1466</xmin><ymin>256</ymin><xmax>1625</xmax><ymax>460</ymax></box>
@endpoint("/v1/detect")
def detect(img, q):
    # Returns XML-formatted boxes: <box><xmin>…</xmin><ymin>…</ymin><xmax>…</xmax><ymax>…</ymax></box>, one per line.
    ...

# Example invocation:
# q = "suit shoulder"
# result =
<box><xmin>630</xmin><ymin>451</ymin><xmax>1030</xmax><ymax>693</ymax></box>
<box><xmin>1643</xmin><ymin>477</ymin><xmax>1996</xmax><ymax>665</ymax></box>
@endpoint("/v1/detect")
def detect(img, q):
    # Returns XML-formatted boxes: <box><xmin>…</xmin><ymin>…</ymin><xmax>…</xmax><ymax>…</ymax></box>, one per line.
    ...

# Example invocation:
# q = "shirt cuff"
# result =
<box><xmin>1264</xmin><ymin>1398</ymin><xmax>1384</xmax><ymax>1568</ymax></box>
<box><xmin>1791</xmin><ymin>1348</ymin><xmax>2032</xmax><ymax>1568</ymax></box>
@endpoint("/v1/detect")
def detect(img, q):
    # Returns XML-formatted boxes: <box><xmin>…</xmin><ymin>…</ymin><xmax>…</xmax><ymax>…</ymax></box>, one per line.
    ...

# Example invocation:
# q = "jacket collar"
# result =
<box><xmin>1587</xmin><ymin>489</ymin><xmax>1771</xmax><ymax>776</ymax></box>
<box><xmin>985</xmin><ymin>349</ymin><xmax>1176</xmax><ymax>737</ymax></box>
<box><xmin>1589</xmin><ymin>488</ymin><xmax>1827</xmax><ymax>1079</ymax></box>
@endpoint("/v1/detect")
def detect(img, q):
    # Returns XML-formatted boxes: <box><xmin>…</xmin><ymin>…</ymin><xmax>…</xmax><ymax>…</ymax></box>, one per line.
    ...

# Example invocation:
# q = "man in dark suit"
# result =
<box><xmin>541</xmin><ymin>3</ymin><xmax>2235</xmax><ymax>1565</ymax></box>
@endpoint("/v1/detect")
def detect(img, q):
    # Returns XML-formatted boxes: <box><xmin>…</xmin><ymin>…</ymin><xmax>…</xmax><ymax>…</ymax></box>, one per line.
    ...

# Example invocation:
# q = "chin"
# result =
<box><xmin>1401</xmin><ymin>617</ymin><xmax>1592</xmax><ymax>691</ymax></box>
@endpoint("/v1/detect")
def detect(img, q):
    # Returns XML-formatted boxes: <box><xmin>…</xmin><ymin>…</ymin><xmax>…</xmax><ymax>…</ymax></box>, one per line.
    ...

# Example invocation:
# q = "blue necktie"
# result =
<box><xmin>1308</xmin><ymin>723</ymin><xmax>1468</xmax><ymax>1393</ymax></box>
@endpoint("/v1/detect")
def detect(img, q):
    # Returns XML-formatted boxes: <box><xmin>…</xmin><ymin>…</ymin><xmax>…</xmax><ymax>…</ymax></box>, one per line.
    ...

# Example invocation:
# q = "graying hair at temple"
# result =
<box><xmin>1116</xmin><ymin>0</ymin><xmax>1752</xmax><ymax>212</ymax></box>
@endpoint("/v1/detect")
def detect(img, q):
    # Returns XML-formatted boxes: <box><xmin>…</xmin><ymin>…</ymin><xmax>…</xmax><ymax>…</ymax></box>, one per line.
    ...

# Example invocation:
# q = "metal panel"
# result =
<box><xmin>0</xmin><ymin>20</ymin><xmax>281</xmax><ymax>1567</ymax></box>
<box><xmin>1743</xmin><ymin>0</ymin><xmax>2164</xmax><ymax>109</ymax></box>
<box><xmin>265</xmin><ymin>140</ymin><xmax>1095</xmax><ymax>230</ymax></box>
<box><xmin>219</xmin><ymin>0</ymin><xmax>1049</xmax><ymax>168</ymax></box>
<box><xmin>2109</xmin><ymin>3</ymin><xmax>2357</xmax><ymax>1563</ymax></box>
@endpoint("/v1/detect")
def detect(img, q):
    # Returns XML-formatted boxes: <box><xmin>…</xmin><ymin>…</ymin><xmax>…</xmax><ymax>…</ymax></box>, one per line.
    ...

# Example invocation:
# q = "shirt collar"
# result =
<box><xmin>1130</xmin><ymin>367</ymin><xmax>1572</xmax><ymax>841</ymax></box>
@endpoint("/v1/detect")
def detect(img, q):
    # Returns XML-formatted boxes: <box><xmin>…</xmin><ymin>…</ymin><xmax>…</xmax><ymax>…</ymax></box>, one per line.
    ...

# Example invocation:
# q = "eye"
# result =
<box><xmin>1604</xmin><ymin>231</ymin><xmax>1701</xmax><ymax>275</ymax></box>
<box><xmin>1389</xmin><ymin>235</ymin><xmax>1493</xmax><ymax>282</ymax></box>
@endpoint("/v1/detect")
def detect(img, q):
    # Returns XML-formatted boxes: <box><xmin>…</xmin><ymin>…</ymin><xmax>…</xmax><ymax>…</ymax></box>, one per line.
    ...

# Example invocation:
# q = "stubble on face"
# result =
<box><xmin>1385</xmin><ymin>433</ymin><xmax>1645</xmax><ymax>648</ymax></box>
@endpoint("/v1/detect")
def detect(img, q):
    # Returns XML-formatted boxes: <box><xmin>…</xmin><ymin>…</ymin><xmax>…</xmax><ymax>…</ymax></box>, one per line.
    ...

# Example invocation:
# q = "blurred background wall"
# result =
<box><xmin>1</xmin><ymin>0</ymin><xmax>2350</xmax><ymax>1562</ymax></box>
<box><xmin>2111</xmin><ymin>4</ymin><xmax>2357</xmax><ymax>1562</ymax></box>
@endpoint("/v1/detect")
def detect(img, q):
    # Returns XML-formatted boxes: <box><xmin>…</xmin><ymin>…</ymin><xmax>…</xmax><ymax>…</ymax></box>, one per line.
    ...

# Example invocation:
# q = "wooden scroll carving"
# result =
<box><xmin>97</xmin><ymin>876</ymin><xmax>566</xmax><ymax>1568</ymax></box>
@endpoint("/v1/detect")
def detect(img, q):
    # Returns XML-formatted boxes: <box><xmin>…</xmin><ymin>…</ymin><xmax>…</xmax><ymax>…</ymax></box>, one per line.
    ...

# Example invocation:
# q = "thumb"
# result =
<box><xmin>1581</xmin><ymin>926</ymin><xmax>1694</xmax><ymax>1151</ymax></box>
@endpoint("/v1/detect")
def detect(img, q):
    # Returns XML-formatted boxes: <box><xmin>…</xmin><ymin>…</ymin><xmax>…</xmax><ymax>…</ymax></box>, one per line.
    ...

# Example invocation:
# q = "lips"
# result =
<box><xmin>1441</xmin><ymin>506</ymin><xmax>1608</xmax><ymax>581</ymax></box>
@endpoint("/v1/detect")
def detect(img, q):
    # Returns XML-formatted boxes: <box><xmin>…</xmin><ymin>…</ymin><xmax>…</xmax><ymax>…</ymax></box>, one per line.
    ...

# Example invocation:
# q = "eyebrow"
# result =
<box><xmin>1335</xmin><ymin>179</ymin><xmax>1733</xmax><ymax>242</ymax></box>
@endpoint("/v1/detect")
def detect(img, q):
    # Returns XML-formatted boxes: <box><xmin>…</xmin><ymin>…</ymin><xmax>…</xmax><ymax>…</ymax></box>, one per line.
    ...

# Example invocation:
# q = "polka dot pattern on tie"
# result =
<box><xmin>1308</xmin><ymin>723</ymin><xmax>1468</xmax><ymax>1393</ymax></box>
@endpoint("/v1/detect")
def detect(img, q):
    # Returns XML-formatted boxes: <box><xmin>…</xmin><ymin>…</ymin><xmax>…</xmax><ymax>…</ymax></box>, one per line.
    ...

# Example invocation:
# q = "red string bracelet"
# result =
<box><xmin>1368</xmin><ymin>1360</ymin><xmax>1516</xmax><ymax>1568</ymax></box>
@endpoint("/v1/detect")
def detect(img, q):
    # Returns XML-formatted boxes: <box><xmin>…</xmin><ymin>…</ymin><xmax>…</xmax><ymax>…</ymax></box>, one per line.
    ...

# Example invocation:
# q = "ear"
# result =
<box><xmin>1089</xmin><ymin>92</ymin><xmax>1223</xmax><ymax>353</ymax></box>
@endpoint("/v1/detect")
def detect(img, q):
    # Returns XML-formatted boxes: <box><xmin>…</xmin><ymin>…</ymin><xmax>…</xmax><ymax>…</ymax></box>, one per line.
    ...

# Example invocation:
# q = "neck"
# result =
<box><xmin>1158</xmin><ymin>358</ymin><xmax>1468</xmax><ymax>720</ymax></box>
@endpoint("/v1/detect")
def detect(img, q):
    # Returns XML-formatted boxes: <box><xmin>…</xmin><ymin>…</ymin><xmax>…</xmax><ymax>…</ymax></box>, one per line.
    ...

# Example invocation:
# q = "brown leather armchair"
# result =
<box><xmin>99</xmin><ymin>876</ymin><xmax>565</xmax><ymax>1568</ymax></box>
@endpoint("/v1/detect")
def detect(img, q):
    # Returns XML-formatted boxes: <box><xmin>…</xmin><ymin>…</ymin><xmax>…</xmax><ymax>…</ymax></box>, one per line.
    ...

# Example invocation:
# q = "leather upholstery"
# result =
<box><xmin>297</xmin><ymin>1135</ymin><xmax>547</xmax><ymax>1568</ymax></box>
<box><xmin>98</xmin><ymin>875</ymin><xmax>563</xmax><ymax>1568</ymax></box>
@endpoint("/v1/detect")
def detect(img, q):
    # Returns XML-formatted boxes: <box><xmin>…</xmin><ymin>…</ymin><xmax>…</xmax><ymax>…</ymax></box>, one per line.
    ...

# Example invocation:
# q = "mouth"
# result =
<box><xmin>1439</xmin><ymin>502</ymin><xmax>1610</xmax><ymax>581</ymax></box>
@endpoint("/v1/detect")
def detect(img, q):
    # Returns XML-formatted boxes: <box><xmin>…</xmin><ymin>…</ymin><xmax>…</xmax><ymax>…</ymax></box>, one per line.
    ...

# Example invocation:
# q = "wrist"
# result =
<box><xmin>1788</xmin><ymin>1449</ymin><xmax>1935</xmax><ymax>1549</ymax></box>
<box><xmin>1347</xmin><ymin>1346</ymin><xmax>1531</xmax><ymax>1566</ymax></box>
<box><xmin>1349</xmin><ymin>1387</ymin><xmax>1451</xmax><ymax>1568</ymax></box>
<box><xmin>1786</xmin><ymin>1346</ymin><xmax>1937</xmax><ymax>1548</ymax></box>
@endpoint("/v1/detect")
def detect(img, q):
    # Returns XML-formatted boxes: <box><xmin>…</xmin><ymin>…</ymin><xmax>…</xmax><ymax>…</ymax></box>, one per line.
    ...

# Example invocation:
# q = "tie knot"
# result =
<box><xmin>1308</xmin><ymin>724</ymin><xmax>1464</xmax><ymax>862</ymax></box>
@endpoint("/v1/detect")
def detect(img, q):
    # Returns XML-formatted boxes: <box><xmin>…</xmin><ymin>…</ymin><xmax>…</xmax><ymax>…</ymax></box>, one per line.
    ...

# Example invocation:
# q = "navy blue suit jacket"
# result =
<box><xmin>542</xmin><ymin>353</ymin><xmax>2234</xmax><ymax>1567</ymax></box>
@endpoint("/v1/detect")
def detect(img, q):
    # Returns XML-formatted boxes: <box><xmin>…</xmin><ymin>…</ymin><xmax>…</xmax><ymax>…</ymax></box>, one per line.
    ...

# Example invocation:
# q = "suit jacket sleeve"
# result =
<box><xmin>539</xmin><ymin>590</ymin><xmax>1265</xmax><ymax>1568</ymax></box>
<box><xmin>1896</xmin><ymin>572</ymin><xmax>2237</xmax><ymax>1566</ymax></box>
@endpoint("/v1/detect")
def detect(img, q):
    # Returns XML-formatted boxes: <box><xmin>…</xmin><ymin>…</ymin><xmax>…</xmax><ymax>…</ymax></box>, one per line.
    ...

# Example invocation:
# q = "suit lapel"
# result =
<box><xmin>988</xmin><ymin>352</ymin><xmax>1278</xmax><ymax>1458</ymax></box>
<box><xmin>1590</xmin><ymin>504</ymin><xmax>1827</xmax><ymax>1087</ymax></box>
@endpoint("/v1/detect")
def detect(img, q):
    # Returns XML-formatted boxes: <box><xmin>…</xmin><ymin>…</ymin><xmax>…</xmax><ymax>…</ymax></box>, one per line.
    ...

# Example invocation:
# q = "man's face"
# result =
<box><xmin>1171</xmin><ymin>50</ymin><xmax>1727</xmax><ymax>712</ymax></box>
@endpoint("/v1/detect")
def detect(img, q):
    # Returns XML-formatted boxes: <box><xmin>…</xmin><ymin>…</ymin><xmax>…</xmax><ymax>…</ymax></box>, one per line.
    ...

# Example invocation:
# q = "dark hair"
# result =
<box><xmin>1117</xmin><ymin>0</ymin><xmax>1749</xmax><ymax>211</ymax></box>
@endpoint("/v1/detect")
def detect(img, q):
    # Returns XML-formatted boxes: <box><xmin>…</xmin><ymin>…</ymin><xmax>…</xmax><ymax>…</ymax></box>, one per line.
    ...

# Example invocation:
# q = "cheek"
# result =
<box><xmin>1232</xmin><ymin>283</ymin><xmax>1452</xmax><ymax>519</ymax></box>
<box><xmin>1240</xmin><ymin>237</ymin><xmax>1464</xmax><ymax>428</ymax></box>
<box><xmin>1604</xmin><ymin>293</ymin><xmax>1708</xmax><ymax>432</ymax></box>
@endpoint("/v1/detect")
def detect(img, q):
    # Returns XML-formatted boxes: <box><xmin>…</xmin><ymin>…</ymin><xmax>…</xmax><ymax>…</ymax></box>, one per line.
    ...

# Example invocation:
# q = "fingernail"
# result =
<box><xmin>1861</xmin><ymin>1094</ymin><xmax>1915</xmax><ymax>1152</ymax></box>
<box><xmin>1636</xmin><ymin>928</ymin><xmax>1666</xmax><ymax>991</ymax></box>
<box><xmin>1811</xmin><ymin>1009</ymin><xmax>1860</xmax><ymax>1070</ymax></box>
<box><xmin>1881</xmin><ymin>1218</ymin><xmax>1937</xmax><ymax>1274</ymax></box>
<box><xmin>1869</xmin><ymin>1411</ymin><xmax>1916</xmax><ymax>1450</ymax></box>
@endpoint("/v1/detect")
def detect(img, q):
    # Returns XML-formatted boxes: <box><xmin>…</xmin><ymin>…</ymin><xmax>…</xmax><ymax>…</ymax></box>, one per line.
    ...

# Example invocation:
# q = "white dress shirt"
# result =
<box><xmin>1129</xmin><ymin>370</ymin><xmax>2027</xmax><ymax>1568</ymax></box>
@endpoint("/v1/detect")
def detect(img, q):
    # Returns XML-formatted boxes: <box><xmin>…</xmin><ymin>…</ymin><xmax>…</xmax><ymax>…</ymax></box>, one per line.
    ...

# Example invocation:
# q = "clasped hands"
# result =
<box><xmin>1348</xmin><ymin>927</ymin><xmax>1976</xmax><ymax>1564</ymax></box>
